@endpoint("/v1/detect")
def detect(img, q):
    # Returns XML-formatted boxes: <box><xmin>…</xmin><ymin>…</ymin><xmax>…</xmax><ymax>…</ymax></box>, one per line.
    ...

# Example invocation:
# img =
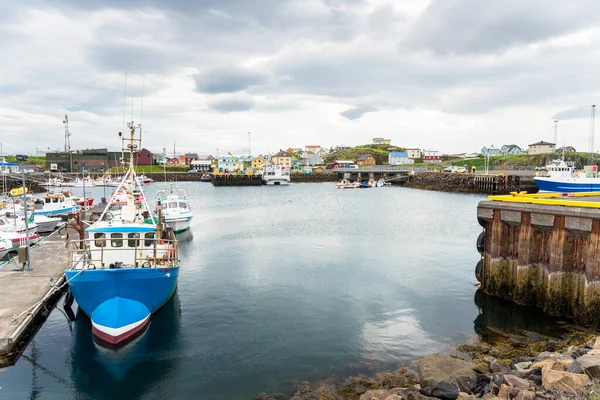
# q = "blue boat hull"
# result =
<box><xmin>35</xmin><ymin>206</ymin><xmax>80</xmax><ymax>216</ymax></box>
<box><xmin>64</xmin><ymin>267</ymin><xmax>179</xmax><ymax>344</ymax></box>
<box><xmin>534</xmin><ymin>178</ymin><xmax>600</xmax><ymax>193</ymax></box>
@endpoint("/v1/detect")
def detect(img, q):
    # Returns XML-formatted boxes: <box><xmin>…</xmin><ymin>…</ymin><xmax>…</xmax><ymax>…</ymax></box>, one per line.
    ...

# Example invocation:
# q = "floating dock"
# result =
<box><xmin>476</xmin><ymin>192</ymin><xmax>600</xmax><ymax>327</ymax></box>
<box><xmin>0</xmin><ymin>233</ymin><xmax>67</xmax><ymax>366</ymax></box>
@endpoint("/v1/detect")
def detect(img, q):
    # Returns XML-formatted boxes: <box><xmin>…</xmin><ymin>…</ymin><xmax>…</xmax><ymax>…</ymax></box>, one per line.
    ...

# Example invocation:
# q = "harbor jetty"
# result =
<box><xmin>0</xmin><ymin>232</ymin><xmax>67</xmax><ymax>366</ymax></box>
<box><xmin>476</xmin><ymin>192</ymin><xmax>600</xmax><ymax>327</ymax></box>
<box><xmin>407</xmin><ymin>171</ymin><xmax>538</xmax><ymax>194</ymax></box>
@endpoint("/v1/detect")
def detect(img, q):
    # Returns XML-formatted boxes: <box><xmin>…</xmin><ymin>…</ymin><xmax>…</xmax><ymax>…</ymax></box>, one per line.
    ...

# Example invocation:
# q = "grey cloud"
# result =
<box><xmin>88</xmin><ymin>42</ymin><xmax>178</xmax><ymax>74</ymax></box>
<box><xmin>340</xmin><ymin>105</ymin><xmax>378</xmax><ymax>120</ymax></box>
<box><xmin>403</xmin><ymin>0</ymin><xmax>600</xmax><ymax>55</ymax></box>
<box><xmin>195</xmin><ymin>68</ymin><xmax>268</xmax><ymax>94</ymax></box>
<box><xmin>553</xmin><ymin>105</ymin><xmax>596</xmax><ymax>121</ymax></box>
<box><xmin>207</xmin><ymin>95</ymin><xmax>256</xmax><ymax>113</ymax></box>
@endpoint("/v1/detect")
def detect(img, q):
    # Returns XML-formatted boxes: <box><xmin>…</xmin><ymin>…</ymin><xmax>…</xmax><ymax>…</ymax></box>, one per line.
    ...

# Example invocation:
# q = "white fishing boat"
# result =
<box><xmin>262</xmin><ymin>164</ymin><xmax>291</xmax><ymax>186</ymax></box>
<box><xmin>154</xmin><ymin>188</ymin><xmax>193</xmax><ymax>233</ymax></box>
<box><xmin>533</xmin><ymin>156</ymin><xmax>600</xmax><ymax>193</ymax></box>
<box><xmin>33</xmin><ymin>192</ymin><xmax>81</xmax><ymax>217</ymax></box>
<box><xmin>0</xmin><ymin>206</ymin><xmax>62</xmax><ymax>234</ymax></box>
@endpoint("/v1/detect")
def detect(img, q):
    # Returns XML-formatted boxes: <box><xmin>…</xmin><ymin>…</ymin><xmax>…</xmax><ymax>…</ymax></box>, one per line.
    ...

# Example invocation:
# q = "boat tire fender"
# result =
<box><xmin>476</xmin><ymin>231</ymin><xmax>485</xmax><ymax>254</ymax></box>
<box><xmin>475</xmin><ymin>259</ymin><xmax>483</xmax><ymax>282</ymax></box>
<box><xmin>142</xmin><ymin>262</ymin><xmax>151</xmax><ymax>268</ymax></box>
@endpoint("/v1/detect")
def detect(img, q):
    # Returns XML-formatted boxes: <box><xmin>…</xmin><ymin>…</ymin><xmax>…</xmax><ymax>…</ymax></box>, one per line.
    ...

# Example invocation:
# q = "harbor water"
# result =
<box><xmin>0</xmin><ymin>183</ymin><xmax>566</xmax><ymax>399</ymax></box>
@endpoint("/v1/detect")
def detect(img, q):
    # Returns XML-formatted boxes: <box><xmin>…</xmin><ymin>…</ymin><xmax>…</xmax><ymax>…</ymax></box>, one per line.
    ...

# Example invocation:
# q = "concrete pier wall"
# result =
<box><xmin>477</xmin><ymin>200</ymin><xmax>600</xmax><ymax>327</ymax></box>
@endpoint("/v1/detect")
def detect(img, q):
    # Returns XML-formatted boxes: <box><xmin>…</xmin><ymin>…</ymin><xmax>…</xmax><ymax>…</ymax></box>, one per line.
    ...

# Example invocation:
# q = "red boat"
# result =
<box><xmin>77</xmin><ymin>198</ymin><xmax>94</xmax><ymax>207</ymax></box>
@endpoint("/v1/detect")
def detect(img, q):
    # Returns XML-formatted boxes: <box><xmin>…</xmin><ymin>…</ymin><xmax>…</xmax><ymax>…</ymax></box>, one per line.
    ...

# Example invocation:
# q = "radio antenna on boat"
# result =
<box><xmin>122</xmin><ymin>72</ymin><xmax>128</xmax><ymax>165</ymax></box>
<box><xmin>140</xmin><ymin>73</ymin><xmax>145</xmax><ymax>142</ymax></box>
<box><xmin>553</xmin><ymin>120</ymin><xmax>558</xmax><ymax>147</ymax></box>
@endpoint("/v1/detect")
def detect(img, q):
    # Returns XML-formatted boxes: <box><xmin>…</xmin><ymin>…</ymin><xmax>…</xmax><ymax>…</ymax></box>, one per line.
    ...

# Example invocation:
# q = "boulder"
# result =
<box><xmin>567</xmin><ymin>361</ymin><xmax>583</xmax><ymax>374</ymax></box>
<box><xmin>455</xmin><ymin>375</ymin><xmax>478</xmax><ymax>394</ymax></box>
<box><xmin>457</xmin><ymin>392</ymin><xmax>476</xmax><ymax>400</ymax></box>
<box><xmin>474</xmin><ymin>363</ymin><xmax>491</xmax><ymax>374</ymax></box>
<box><xmin>513</xmin><ymin>390</ymin><xmax>535</xmax><ymax>400</ymax></box>
<box><xmin>417</xmin><ymin>355</ymin><xmax>476</xmax><ymax>395</ymax></box>
<box><xmin>576</xmin><ymin>354</ymin><xmax>600</xmax><ymax>378</ymax></box>
<box><xmin>360</xmin><ymin>390</ymin><xmax>390</xmax><ymax>400</ymax></box>
<box><xmin>489</xmin><ymin>360</ymin><xmax>509</xmax><ymax>374</ymax></box>
<box><xmin>431</xmin><ymin>381</ymin><xmax>459</xmax><ymax>400</ymax></box>
<box><xmin>497</xmin><ymin>384</ymin><xmax>510</xmax><ymax>399</ymax></box>
<box><xmin>530</xmin><ymin>359</ymin><xmax>555</xmax><ymax>370</ymax></box>
<box><xmin>385</xmin><ymin>396</ymin><xmax>402</xmax><ymax>400</ymax></box>
<box><xmin>509</xmin><ymin>358</ymin><xmax>534</xmax><ymax>370</ymax></box>
<box><xmin>541</xmin><ymin>365</ymin><xmax>591</xmax><ymax>391</ymax></box>
<box><xmin>503</xmin><ymin>374</ymin><xmax>530</xmax><ymax>390</ymax></box>
<box><xmin>513</xmin><ymin>362</ymin><xmax>532</xmax><ymax>371</ymax></box>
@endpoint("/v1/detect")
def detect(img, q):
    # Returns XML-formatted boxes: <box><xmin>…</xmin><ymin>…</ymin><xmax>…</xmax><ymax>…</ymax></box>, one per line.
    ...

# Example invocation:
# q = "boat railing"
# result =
<box><xmin>67</xmin><ymin>237</ymin><xmax>179</xmax><ymax>270</ymax></box>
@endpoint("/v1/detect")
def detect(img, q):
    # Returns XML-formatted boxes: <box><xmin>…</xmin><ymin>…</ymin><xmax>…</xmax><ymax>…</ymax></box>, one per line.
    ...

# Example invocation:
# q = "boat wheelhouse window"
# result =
<box><xmin>111</xmin><ymin>233</ymin><xmax>123</xmax><ymax>248</ymax></box>
<box><xmin>160</xmin><ymin>203</ymin><xmax>166</xmax><ymax>209</ymax></box>
<box><xmin>52</xmin><ymin>198</ymin><xmax>58</xmax><ymax>203</ymax></box>
<box><xmin>179</xmin><ymin>202</ymin><xmax>186</xmax><ymax>209</ymax></box>
<box><xmin>45</xmin><ymin>198</ymin><xmax>51</xmax><ymax>204</ymax></box>
<box><xmin>94</xmin><ymin>233</ymin><xmax>106</xmax><ymax>247</ymax></box>
<box><xmin>128</xmin><ymin>233</ymin><xmax>140</xmax><ymax>248</ymax></box>
<box><xmin>144</xmin><ymin>232</ymin><xmax>155</xmax><ymax>246</ymax></box>
<box><xmin>169</xmin><ymin>202</ymin><xmax>177</xmax><ymax>209</ymax></box>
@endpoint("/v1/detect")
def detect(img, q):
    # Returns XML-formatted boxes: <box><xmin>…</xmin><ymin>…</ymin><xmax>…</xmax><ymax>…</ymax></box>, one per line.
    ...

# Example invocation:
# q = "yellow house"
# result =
<box><xmin>528</xmin><ymin>141</ymin><xmax>556</xmax><ymax>155</ymax></box>
<box><xmin>271</xmin><ymin>151</ymin><xmax>292</xmax><ymax>168</ymax></box>
<box><xmin>286</xmin><ymin>148</ymin><xmax>296</xmax><ymax>154</ymax></box>
<box><xmin>251</xmin><ymin>155</ymin><xmax>267</xmax><ymax>170</ymax></box>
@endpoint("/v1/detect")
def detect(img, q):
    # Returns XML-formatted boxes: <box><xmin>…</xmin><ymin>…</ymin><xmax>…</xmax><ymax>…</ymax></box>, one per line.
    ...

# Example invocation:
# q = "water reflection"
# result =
<box><xmin>70</xmin><ymin>293</ymin><xmax>182</xmax><ymax>400</ymax></box>
<box><xmin>473</xmin><ymin>290</ymin><xmax>569</xmax><ymax>340</ymax></box>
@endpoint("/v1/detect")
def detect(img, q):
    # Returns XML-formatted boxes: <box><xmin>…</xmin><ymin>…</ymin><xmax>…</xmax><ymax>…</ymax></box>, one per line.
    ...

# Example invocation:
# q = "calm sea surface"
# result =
<box><xmin>0</xmin><ymin>182</ymin><xmax>564</xmax><ymax>399</ymax></box>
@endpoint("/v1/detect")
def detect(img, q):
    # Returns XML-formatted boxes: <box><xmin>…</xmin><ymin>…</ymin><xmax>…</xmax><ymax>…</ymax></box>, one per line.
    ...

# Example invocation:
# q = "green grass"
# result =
<box><xmin>451</xmin><ymin>152</ymin><xmax>597</xmax><ymax>169</ymax></box>
<box><xmin>324</xmin><ymin>144</ymin><xmax>406</xmax><ymax>165</ymax></box>
<box><xmin>3</xmin><ymin>155</ymin><xmax>46</xmax><ymax>165</ymax></box>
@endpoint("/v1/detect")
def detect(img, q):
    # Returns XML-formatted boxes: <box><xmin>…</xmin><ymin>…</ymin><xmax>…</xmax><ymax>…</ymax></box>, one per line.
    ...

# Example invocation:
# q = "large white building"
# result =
<box><xmin>388</xmin><ymin>152</ymin><xmax>414</xmax><ymax>165</ymax></box>
<box><xmin>406</xmin><ymin>148</ymin><xmax>422</xmax><ymax>159</ymax></box>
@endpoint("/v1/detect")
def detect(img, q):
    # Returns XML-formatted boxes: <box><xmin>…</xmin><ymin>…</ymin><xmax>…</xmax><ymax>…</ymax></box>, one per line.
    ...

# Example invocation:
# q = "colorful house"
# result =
<box><xmin>528</xmin><ymin>141</ymin><xmax>556</xmax><ymax>155</ymax></box>
<box><xmin>136</xmin><ymin>148</ymin><xmax>154</xmax><ymax>165</ymax></box>
<box><xmin>251</xmin><ymin>156</ymin><xmax>267</xmax><ymax>170</ymax></box>
<box><xmin>422</xmin><ymin>149</ymin><xmax>443</xmax><ymax>163</ymax></box>
<box><xmin>356</xmin><ymin>154</ymin><xmax>376</xmax><ymax>167</ymax></box>
<box><xmin>406</xmin><ymin>148</ymin><xmax>422</xmax><ymax>159</ymax></box>
<box><xmin>271</xmin><ymin>151</ymin><xmax>292</xmax><ymax>168</ymax></box>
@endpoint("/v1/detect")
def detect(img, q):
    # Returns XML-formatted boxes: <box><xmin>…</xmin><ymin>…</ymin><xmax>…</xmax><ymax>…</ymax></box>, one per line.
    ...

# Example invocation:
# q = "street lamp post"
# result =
<box><xmin>82</xmin><ymin>162</ymin><xmax>87</xmax><ymax>220</ymax></box>
<box><xmin>101</xmin><ymin>163</ymin><xmax>106</xmax><ymax>201</ymax></box>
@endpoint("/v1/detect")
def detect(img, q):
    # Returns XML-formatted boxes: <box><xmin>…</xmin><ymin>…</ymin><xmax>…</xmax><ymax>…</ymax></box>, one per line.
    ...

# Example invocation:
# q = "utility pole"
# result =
<box><xmin>590</xmin><ymin>105</ymin><xmax>596</xmax><ymax>164</ymax></box>
<box><xmin>63</xmin><ymin>114</ymin><xmax>72</xmax><ymax>172</ymax></box>
<box><xmin>553</xmin><ymin>120</ymin><xmax>558</xmax><ymax>148</ymax></box>
<box><xmin>248</xmin><ymin>132</ymin><xmax>251</xmax><ymax>158</ymax></box>
<box><xmin>21</xmin><ymin>169</ymin><xmax>31</xmax><ymax>271</ymax></box>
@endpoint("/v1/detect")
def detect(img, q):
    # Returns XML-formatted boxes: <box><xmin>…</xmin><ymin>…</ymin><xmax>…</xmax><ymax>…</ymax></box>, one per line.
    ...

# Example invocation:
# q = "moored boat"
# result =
<box><xmin>33</xmin><ymin>192</ymin><xmax>81</xmax><ymax>217</ymax></box>
<box><xmin>154</xmin><ymin>187</ymin><xmax>193</xmax><ymax>233</ymax></box>
<box><xmin>64</xmin><ymin>121</ymin><xmax>180</xmax><ymax>345</ymax></box>
<box><xmin>0</xmin><ymin>215</ymin><xmax>40</xmax><ymax>249</ymax></box>
<box><xmin>533</xmin><ymin>159</ymin><xmax>600</xmax><ymax>192</ymax></box>
<box><xmin>262</xmin><ymin>164</ymin><xmax>291</xmax><ymax>186</ymax></box>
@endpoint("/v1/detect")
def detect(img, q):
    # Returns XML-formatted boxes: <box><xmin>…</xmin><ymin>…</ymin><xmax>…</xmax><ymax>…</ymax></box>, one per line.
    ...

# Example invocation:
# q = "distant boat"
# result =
<box><xmin>262</xmin><ymin>164</ymin><xmax>291</xmax><ymax>186</ymax></box>
<box><xmin>33</xmin><ymin>192</ymin><xmax>81</xmax><ymax>217</ymax></box>
<box><xmin>534</xmin><ymin>159</ymin><xmax>600</xmax><ymax>192</ymax></box>
<box><xmin>154</xmin><ymin>187</ymin><xmax>193</xmax><ymax>233</ymax></box>
<box><xmin>64</xmin><ymin>121</ymin><xmax>180</xmax><ymax>346</ymax></box>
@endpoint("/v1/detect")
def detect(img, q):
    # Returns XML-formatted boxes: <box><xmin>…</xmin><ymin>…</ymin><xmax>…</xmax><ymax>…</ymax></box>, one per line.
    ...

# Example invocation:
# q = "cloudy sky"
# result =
<box><xmin>1</xmin><ymin>0</ymin><xmax>600</xmax><ymax>156</ymax></box>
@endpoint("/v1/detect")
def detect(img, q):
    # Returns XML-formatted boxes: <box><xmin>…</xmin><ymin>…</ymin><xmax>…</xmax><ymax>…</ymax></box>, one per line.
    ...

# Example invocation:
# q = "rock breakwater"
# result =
<box><xmin>405</xmin><ymin>172</ymin><xmax>537</xmax><ymax>195</ymax></box>
<box><xmin>254</xmin><ymin>331</ymin><xmax>600</xmax><ymax>400</ymax></box>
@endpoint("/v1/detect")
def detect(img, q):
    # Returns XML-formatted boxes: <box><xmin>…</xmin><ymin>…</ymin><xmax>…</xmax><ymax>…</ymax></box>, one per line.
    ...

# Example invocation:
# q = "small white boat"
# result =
<box><xmin>0</xmin><ymin>237</ymin><xmax>11</xmax><ymax>259</ymax></box>
<box><xmin>335</xmin><ymin>179</ymin><xmax>360</xmax><ymax>189</ymax></box>
<box><xmin>0</xmin><ymin>206</ymin><xmax>62</xmax><ymax>234</ymax></box>
<box><xmin>155</xmin><ymin>187</ymin><xmax>193</xmax><ymax>233</ymax></box>
<box><xmin>0</xmin><ymin>216</ymin><xmax>40</xmax><ymax>249</ymax></box>
<box><xmin>262</xmin><ymin>164</ymin><xmax>291</xmax><ymax>186</ymax></box>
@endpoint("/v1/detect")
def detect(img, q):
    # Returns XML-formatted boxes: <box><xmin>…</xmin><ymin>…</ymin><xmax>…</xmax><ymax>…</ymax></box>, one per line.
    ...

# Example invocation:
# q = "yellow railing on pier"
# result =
<box><xmin>487</xmin><ymin>191</ymin><xmax>600</xmax><ymax>209</ymax></box>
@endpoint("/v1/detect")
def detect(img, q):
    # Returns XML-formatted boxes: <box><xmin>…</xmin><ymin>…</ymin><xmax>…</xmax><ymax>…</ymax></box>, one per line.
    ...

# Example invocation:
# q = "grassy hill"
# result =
<box><xmin>324</xmin><ymin>144</ymin><xmax>406</xmax><ymax>165</ymax></box>
<box><xmin>3</xmin><ymin>155</ymin><xmax>46</xmax><ymax>165</ymax></box>
<box><xmin>451</xmin><ymin>152</ymin><xmax>598</xmax><ymax>169</ymax></box>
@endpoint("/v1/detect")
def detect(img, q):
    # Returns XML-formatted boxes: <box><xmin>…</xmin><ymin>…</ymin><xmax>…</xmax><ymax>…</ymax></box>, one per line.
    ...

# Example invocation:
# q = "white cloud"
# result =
<box><xmin>2</xmin><ymin>0</ymin><xmax>600</xmax><ymax>156</ymax></box>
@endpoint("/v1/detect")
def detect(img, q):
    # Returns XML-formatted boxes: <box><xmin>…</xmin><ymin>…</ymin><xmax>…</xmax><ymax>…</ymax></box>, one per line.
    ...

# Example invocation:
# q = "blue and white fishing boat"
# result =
<box><xmin>534</xmin><ymin>159</ymin><xmax>600</xmax><ymax>192</ymax></box>
<box><xmin>64</xmin><ymin>122</ymin><xmax>180</xmax><ymax>345</ymax></box>
<box><xmin>154</xmin><ymin>187</ymin><xmax>193</xmax><ymax>233</ymax></box>
<box><xmin>33</xmin><ymin>192</ymin><xmax>81</xmax><ymax>217</ymax></box>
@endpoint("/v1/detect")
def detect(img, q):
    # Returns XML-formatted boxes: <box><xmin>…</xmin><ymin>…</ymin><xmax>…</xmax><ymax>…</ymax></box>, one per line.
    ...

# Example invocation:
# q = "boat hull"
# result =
<box><xmin>64</xmin><ymin>267</ymin><xmax>179</xmax><ymax>345</ymax></box>
<box><xmin>164</xmin><ymin>216</ymin><xmax>192</xmax><ymax>233</ymax></box>
<box><xmin>34</xmin><ymin>205</ymin><xmax>81</xmax><ymax>217</ymax></box>
<box><xmin>534</xmin><ymin>177</ymin><xmax>600</xmax><ymax>193</ymax></box>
